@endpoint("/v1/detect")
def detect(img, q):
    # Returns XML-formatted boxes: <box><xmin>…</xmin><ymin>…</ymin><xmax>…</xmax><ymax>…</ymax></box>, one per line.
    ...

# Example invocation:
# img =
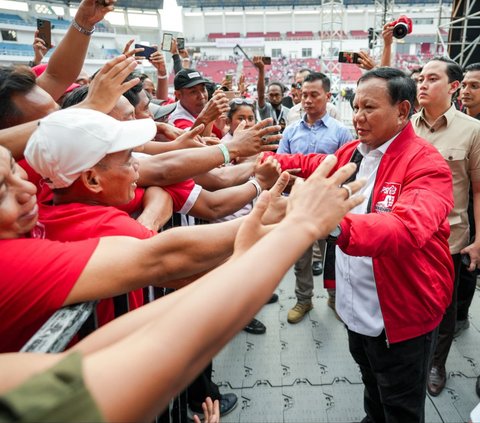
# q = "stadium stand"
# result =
<box><xmin>0</xmin><ymin>12</ymin><xmax>29</xmax><ymax>25</ymax></box>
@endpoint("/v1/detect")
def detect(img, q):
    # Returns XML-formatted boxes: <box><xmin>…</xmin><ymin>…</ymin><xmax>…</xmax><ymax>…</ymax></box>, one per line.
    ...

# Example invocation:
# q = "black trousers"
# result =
<box><xmin>432</xmin><ymin>253</ymin><xmax>461</xmax><ymax>367</ymax></box>
<box><xmin>186</xmin><ymin>362</ymin><xmax>221</xmax><ymax>411</ymax></box>
<box><xmin>457</xmin><ymin>259</ymin><xmax>477</xmax><ymax>321</ymax></box>
<box><xmin>348</xmin><ymin>327</ymin><xmax>438</xmax><ymax>423</ymax></box>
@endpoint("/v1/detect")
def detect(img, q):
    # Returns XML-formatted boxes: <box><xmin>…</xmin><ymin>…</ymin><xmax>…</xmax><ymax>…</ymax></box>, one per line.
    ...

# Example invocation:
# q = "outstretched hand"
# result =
<box><xmin>78</xmin><ymin>54</ymin><xmax>139</xmax><ymax>114</ymax></box>
<box><xmin>193</xmin><ymin>397</ymin><xmax>220</xmax><ymax>423</ymax></box>
<box><xmin>227</xmin><ymin>118</ymin><xmax>281</xmax><ymax>158</ymax></box>
<box><xmin>286</xmin><ymin>155</ymin><xmax>366</xmax><ymax>239</ymax></box>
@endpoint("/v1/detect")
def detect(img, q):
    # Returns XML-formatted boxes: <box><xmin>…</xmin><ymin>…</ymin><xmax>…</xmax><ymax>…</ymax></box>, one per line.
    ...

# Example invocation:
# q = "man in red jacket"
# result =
<box><xmin>265</xmin><ymin>67</ymin><xmax>454</xmax><ymax>422</ymax></box>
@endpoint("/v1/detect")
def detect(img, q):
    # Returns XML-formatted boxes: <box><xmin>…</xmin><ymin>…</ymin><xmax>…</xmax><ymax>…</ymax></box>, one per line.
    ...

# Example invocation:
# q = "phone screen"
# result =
<box><xmin>162</xmin><ymin>33</ymin><xmax>173</xmax><ymax>51</ymax></box>
<box><xmin>338</xmin><ymin>51</ymin><xmax>360</xmax><ymax>64</ymax></box>
<box><xmin>36</xmin><ymin>19</ymin><xmax>52</xmax><ymax>49</ymax></box>
<box><xmin>177</xmin><ymin>37</ymin><xmax>185</xmax><ymax>50</ymax></box>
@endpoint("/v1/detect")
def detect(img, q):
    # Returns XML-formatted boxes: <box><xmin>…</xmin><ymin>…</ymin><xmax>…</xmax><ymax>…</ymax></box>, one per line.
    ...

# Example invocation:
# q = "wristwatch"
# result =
<box><xmin>327</xmin><ymin>224</ymin><xmax>342</xmax><ymax>242</ymax></box>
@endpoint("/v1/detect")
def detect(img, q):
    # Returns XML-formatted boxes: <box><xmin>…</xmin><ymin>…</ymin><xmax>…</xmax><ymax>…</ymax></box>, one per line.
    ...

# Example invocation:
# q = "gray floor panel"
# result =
<box><xmin>213</xmin><ymin>268</ymin><xmax>480</xmax><ymax>422</ymax></box>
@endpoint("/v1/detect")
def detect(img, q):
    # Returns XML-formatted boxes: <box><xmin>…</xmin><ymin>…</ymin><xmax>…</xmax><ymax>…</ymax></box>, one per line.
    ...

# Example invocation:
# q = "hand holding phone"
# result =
<box><xmin>36</xmin><ymin>18</ymin><xmax>52</xmax><ymax>49</ymax></box>
<box><xmin>161</xmin><ymin>33</ymin><xmax>173</xmax><ymax>52</ymax></box>
<box><xmin>134</xmin><ymin>44</ymin><xmax>157</xmax><ymax>60</ymax></box>
<box><xmin>177</xmin><ymin>37</ymin><xmax>185</xmax><ymax>50</ymax></box>
<box><xmin>338</xmin><ymin>51</ymin><xmax>360</xmax><ymax>64</ymax></box>
<box><xmin>261</xmin><ymin>56</ymin><xmax>271</xmax><ymax>65</ymax></box>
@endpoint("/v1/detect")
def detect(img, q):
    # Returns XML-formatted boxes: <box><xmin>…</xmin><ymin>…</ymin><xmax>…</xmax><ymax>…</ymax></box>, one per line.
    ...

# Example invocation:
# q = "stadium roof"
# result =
<box><xmin>47</xmin><ymin>0</ymin><xmax>163</xmax><ymax>10</ymax></box>
<box><xmin>177</xmin><ymin>0</ymin><xmax>448</xmax><ymax>7</ymax></box>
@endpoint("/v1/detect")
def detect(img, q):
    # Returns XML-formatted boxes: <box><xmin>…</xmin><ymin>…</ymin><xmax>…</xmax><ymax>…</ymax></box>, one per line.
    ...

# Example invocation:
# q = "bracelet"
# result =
<box><xmin>158</xmin><ymin>74</ymin><xmax>168</xmax><ymax>79</ymax></box>
<box><xmin>217</xmin><ymin>144</ymin><xmax>230</xmax><ymax>165</ymax></box>
<box><xmin>71</xmin><ymin>19</ymin><xmax>96</xmax><ymax>36</ymax></box>
<box><xmin>248</xmin><ymin>178</ymin><xmax>262</xmax><ymax>199</ymax></box>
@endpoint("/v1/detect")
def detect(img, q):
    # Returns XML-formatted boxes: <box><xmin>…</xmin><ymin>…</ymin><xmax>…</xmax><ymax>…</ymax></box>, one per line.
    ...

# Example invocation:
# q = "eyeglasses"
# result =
<box><xmin>229</xmin><ymin>98</ymin><xmax>255</xmax><ymax>106</ymax></box>
<box><xmin>291</xmin><ymin>82</ymin><xmax>302</xmax><ymax>89</ymax></box>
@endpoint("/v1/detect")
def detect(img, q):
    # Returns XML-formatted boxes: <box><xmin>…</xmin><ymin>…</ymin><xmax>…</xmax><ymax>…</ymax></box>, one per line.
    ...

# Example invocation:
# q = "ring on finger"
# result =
<box><xmin>340</xmin><ymin>183</ymin><xmax>353</xmax><ymax>199</ymax></box>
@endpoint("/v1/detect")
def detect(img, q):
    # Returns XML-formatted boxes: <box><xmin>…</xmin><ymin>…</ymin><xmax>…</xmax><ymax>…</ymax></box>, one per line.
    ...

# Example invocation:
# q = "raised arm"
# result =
<box><xmin>253</xmin><ymin>56</ymin><xmax>266</xmax><ymax>108</ymax></box>
<box><xmin>36</xmin><ymin>0</ymin><xmax>115</xmax><ymax>101</ymax></box>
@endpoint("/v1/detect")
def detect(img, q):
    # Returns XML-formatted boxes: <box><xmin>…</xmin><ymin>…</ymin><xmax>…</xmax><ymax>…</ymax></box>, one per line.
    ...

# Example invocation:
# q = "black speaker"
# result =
<box><xmin>448</xmin><ymin>0</ymin><xmax>480</xmax><ymax>67</ymax></box>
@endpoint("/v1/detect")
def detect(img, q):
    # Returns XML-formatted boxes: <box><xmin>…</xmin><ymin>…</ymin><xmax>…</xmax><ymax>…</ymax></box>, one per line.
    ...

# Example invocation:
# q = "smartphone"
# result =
<box><xmin>134</xmin><ymin>44</ymin><xmax>157</xmax><ymax>60</ymax></box>
<box><xmin>36</xmin><ymin>18</ymin><xmax>52</xmax><ymax>49</ymax></box>
<box><xmin>225</xmin><ymin>73</ymin><xmax>233</xmax><ymax>82</ymax></box>
<box><xmin>224</xmin><ymin>91</ymin><xmax>241</xmax><ymax>100</ymax></box>
<box><xmin>338</xmin><ymin>51</ymin><xmax>360</xmax><ymax>64</ymax></box>
<box><xmin>177</xmin><ymin>37</ymin><xmax>185</xmax><ymax>50</ymax></box>
<box><xmin>261</xmin><ymin>56</ymin><xmax>271</xmax><ymax>65</ymax></box>
<box><xmin>161</xmin><ymin>33</ymin><xmax>173</xmax><ymax>52</ymax></box>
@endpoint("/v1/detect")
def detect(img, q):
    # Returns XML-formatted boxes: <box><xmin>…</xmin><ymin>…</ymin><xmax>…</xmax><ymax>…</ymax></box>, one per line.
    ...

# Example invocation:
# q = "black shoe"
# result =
<box><xmin>476</xmin><ymin>375</ymin><xmax>480</xmax><ymax>398</ymax></box>
<box><xmin>188</xmin><ymin>393</ymin><xmax>238</xmax><ymax>420</ymax></box>
<box><xmin>427</xmin><ymin>365</ymin><xmax>446</xmax><ymax>396</ymax></box>
<box><xmin>312</xmin><ymin>261</ymin><xmax>323</xmax><ymax>276</ymax></box>
<box><xmin>266</xmin><ymin>293</ymin><xmax>278</xmax><ymax>304</ymax></box>
<box><xmin>243</xmin><ymin>318</ymin><xmax>266</xmax><ymax>334</ymax></box>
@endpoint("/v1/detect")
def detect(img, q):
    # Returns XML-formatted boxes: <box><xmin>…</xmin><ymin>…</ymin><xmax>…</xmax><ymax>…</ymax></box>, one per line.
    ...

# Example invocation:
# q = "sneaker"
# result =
<box><xmin>454</xmin><ymin>318</ymin><xmax>470</xmax><ymax>337</ymax></box>
<box><xmin>188</xmin><ymin>393</ymin><xmax>238</xmax><ymax>421</ymax></box>
<box><xmin>287</xmin><ymin>302</ymin><xmax>313</xmax><ymax>324</ymax></box>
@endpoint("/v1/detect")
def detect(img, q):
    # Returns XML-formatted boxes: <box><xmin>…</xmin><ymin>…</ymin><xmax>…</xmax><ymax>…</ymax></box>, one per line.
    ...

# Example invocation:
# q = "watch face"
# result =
<box><xmin>330</xmin><ymin>225</ymin><xmax>341</xmax><ymax>238</ymax></box>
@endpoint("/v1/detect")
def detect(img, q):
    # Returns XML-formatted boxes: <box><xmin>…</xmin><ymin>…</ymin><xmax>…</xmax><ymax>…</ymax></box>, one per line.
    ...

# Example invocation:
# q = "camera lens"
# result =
<box><xmin>393</xmin><ymin>22</ymin><xmax>408</xmax><ymax>39</ymax></box>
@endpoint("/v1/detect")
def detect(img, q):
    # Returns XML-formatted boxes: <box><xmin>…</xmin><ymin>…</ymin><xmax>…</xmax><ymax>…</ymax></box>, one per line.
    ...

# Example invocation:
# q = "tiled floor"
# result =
<box><xmin>213</xmin><ymin>268</ymin><xmax>480</xmax><ymax>423</ymax></box>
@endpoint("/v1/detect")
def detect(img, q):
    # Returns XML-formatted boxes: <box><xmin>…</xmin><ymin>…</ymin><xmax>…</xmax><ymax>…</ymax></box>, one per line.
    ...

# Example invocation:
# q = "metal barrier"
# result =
<box><xmin>21</xmin><ymin>301</ymin><xmax>97</xmax><ymax>353</ymax></box>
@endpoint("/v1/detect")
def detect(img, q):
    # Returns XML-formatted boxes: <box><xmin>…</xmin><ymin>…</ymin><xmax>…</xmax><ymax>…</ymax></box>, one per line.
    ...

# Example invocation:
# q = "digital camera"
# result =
<box><xmin>392</xmin><ymin>15</ymin><xmax>413</xmax><ymax>39</ymax></box>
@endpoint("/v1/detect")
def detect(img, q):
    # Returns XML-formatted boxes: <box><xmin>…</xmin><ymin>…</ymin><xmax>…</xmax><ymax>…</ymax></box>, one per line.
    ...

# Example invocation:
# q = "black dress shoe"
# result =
<box><xmin>312</xmin><ymin>261</ymin><xmax>323</xmax><ymax>276</ymax></box>
<box><xmin>476</xmin><ymin>375</ymin><xmax>480</xmax><ymax>398</ymax></box>
<box><xmin>427</xmin><ymin>365</ymin><xmax>446</xmax><ymax>396</ymax></box>
<box><xmin>243</xmin><ymin>318</ymin><xmax>266</xmax><ymax>334</ymax></box>
<box><xmin>266</xmin><ymin>293</ymin><xmax>278</xmax><ymax>304</ymax></box>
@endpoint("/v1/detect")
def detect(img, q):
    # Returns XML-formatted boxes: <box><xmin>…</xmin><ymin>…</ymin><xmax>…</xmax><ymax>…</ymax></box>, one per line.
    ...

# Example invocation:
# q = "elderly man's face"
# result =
<box><xmin>175</xmin><ymin>84</ymin><xmax>208</xmax><ymax>116</ymax></box>
<box><xmin>92</xmin><ymin>149</ymin><xmax>140</xmax><ymax>206</ymax></box>
<box><xmin>353</xmin><ymin>78</ymin><xmax>408</xmax><ymax>149</ymax></box>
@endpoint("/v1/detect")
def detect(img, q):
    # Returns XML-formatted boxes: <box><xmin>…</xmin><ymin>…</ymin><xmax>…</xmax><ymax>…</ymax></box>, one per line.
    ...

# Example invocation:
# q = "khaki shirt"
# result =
<box><xmin>412</xmin><ymin>105</ymin><xmax>480</xmax><ymax>253</ymax></box>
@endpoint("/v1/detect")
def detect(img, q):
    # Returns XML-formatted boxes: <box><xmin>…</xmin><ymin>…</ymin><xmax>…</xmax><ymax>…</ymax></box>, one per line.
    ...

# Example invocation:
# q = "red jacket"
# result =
<box><xmin>267</xmin><ymin>123</ymin><xmax>454</xmax><ymax>343</ymax></box>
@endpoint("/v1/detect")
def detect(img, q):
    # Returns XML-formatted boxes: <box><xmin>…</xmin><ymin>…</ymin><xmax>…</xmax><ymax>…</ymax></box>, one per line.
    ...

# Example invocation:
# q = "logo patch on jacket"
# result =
<box><xmin>375</xmin><ymin>182</ymin><xmax>401</xmax><ymax>213</ymax></box>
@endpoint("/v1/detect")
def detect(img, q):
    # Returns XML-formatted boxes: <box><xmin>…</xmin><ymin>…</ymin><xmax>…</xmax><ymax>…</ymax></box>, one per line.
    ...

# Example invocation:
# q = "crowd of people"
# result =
<box><xmin>0</xmin><ymin>0</ymin><xmax>479</xmax><ymax>421</ymax></box>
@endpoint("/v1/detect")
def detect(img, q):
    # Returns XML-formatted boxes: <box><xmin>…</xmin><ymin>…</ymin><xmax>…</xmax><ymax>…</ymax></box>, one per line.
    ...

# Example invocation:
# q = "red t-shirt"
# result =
<box><xmin>173</xmin><ymin>118</ymin><xmax>223</xmax><ymax>139</ymax></box>
<box><xmin>0</xmin><ymin>237</ymin><xmax>99</xmax><ymax>352</ymax></box>
<box><xmin>162</xmin><ymin>179</ymin><xmax>201</xmax><ymax>214</ymax></box>
<box><xmin>39</xmin><ymin>202</ymin><xmax>157</xmax><ymax>327</ymax></box>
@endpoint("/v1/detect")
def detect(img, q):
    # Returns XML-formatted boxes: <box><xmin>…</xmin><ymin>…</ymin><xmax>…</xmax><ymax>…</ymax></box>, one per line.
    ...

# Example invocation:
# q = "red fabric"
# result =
<box><xmin>163</xmin><ymin>179</ymin><xmax>196</xmax><ymax>212</ymax></box>
<box><xmin>116</xmin><ymin>187</ymin><xmax>145</xmax><ymax>214</ymax></box>
<box><xmin>31</xmin><ymin>64</ymin><xmax>80</xmax><ymax>93</ymax></box>
<box><xmin>173</xmin><ymin>118</ymin><xmax>223</xmax><ymax>139</ymax></box>
<box><xmin>267</xmin><ymin>123</ymin><xmax>455</xmax><ymax>343</ymax></box>
<box><xmin>39</xmin><ymin>202</ymin><xmax>156</xmax><ymax>327</ymax></box>
<box><xmin>0</xmin><ymin>237</ymin><xmax>99</xmax><ymax>352</ymax></box>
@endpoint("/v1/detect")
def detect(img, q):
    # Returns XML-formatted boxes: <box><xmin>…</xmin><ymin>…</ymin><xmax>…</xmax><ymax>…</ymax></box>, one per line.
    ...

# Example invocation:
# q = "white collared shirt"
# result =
<box><xmin>335</xmin><ymin>135</ymin><xmax>397</xmax><ymax>337</ymax></box>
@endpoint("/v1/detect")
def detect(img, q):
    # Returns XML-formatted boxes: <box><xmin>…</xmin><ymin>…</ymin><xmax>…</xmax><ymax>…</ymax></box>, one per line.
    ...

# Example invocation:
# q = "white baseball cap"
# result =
<box><xmin>25</xmin><ymin>108</ymin><xmax>156</xmax><ymax>189</ymax></box>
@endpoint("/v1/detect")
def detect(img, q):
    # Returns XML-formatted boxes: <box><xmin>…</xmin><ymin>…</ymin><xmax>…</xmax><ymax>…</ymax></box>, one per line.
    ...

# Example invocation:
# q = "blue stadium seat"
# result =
<box><xmin>0</xmin><ymin>12</ymin><xmax>29</xmax><ymax>26</ymax></box>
